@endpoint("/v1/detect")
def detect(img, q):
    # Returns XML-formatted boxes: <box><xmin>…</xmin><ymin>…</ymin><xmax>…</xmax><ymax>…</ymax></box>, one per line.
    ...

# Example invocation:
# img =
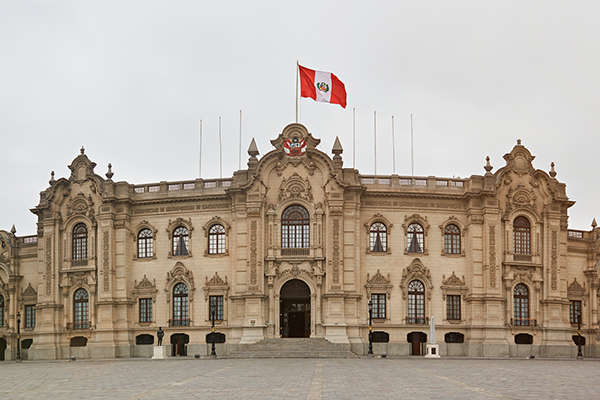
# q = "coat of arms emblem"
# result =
<box><xmin>283</xmin><ymin>137</ymin><xmax>307</xmax><ymax>156</ymax></box>
<box><xmin>316</xmin><ymin>82</ymin><xmax>329</xmax><ymax>93</ymax></box>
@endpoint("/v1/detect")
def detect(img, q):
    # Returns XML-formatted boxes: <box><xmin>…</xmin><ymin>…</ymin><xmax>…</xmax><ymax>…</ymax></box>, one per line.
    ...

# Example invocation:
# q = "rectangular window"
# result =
<box><xmin>25</xmin><ymin>305</ymin><xmax>36</xmax><ymax>329</ymax></box>
<box><xmin>370</xmin><ymin>294</ymin><xmax>386</xmax><ymax>319</ymax></box>
<box><xmin>446</xmin><ymin>295</ymin><xmax>461</xmax><ymax>320</ymax></box>
<box><xmin>570</xmin><ymin>300</ymin><xmax>582</xmax><ymax>324</ymax></box>
<box><xmin>209</xmin><ymin>295</ymin><xmax>224</xmax><ymax>321</ymax></box>
<box><xmin>139</xmin><ymin>298</ymin><xmax>152</xmax><ymax>323</ymax></box>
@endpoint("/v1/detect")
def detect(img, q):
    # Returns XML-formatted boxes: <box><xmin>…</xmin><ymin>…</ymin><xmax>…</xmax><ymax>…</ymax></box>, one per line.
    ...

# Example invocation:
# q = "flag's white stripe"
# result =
<box><xmin>314</xmin><ymin>70</ymin><xmax>332</xmax><ymax>103</ymax></box>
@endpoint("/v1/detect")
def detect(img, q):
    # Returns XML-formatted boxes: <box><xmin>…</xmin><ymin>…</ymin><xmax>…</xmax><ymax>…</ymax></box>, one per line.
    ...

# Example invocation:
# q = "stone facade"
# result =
<box><xmin>0</xmin><ymin>123</ymin><xmax>599</xmax><ymax>360</ymax></box>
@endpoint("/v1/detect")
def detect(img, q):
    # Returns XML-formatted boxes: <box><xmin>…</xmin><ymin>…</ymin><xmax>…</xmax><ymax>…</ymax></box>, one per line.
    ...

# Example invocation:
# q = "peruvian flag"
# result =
<box><xmin>299</xmin><ymin>64</ymin><xmax>347</xmax><ymax>108</ymax></box>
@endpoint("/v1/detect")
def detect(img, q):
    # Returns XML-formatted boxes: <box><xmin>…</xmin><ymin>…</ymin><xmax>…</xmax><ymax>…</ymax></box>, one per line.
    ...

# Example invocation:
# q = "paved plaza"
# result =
<box><xmin>0</xmin><ymin>357</ymin><xmax>598</xmax><ymax>400</ymax></box>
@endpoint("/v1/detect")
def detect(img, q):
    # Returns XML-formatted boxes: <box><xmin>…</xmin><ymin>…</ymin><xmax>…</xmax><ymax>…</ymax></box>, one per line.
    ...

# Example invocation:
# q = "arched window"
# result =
<box><xmin>73</xmin><ymin>288</ymin><xmax>89</xmax><ymax>329</ymax></box>
<box><xmin>208</xmin><ymin>224</ymin><xmax>226</xmax><ymax>254</ymax></box>
<box><xmin>407</xmin><ymin>223</ymin><xmax>424</xmax><ymax>253</ymax></box>
<box><xmin>0</xmin><ymin>295</ymin><xmax>4</xmax><ymax>327</ymax></box>
<box><xmin>513</xmin><ymin>283</ymin><xmax>530</xmax><ymax>326</ymax></box>
<box><xmin>172</xmin><ymin>283</ymin><xmax>189</xmax><ymax>326</ymax></box>
<box><xmin>513</xmin><ymin>216</ymin><xmax>531</xmax><ymax>255</ymax></box>
<box><xmin>369</xmin><ymin>222</ymin><xmax>387</xmax><ymax>252</ymax></box>
<box><xmin>407</xmin><ymin>280</ymin><xmax>425</xmax><ymax>324</ymax></box>
<box><xmin>444</xmin><ymin>224</ymin><xmax>461</xmax><ymax>254</ymax></box>
<box><xmin>72</xmin><ymin>223</ymin><xmax>88</xmax><ymax>261</ymax></box>
<box><xmin>172</xmin><ymin>226</ymin><xmax>189</xmax><ymax>256</ymax></box>
<box><xmin>137</xmin><ymin>228</ymin><xmax>154</xmax><ymax>258</ymax></box>
<box><xmin>281</xmin><ymin>206</ymin><xmax>310</xmax><ymax>249</ymax></box>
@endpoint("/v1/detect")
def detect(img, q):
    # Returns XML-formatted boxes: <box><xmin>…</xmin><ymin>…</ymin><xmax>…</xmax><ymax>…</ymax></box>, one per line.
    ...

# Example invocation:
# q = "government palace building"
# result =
<box><xmin>1</xmin><ymin>123</ymin><xmax>599</xmax><ymax>360</ymax></box>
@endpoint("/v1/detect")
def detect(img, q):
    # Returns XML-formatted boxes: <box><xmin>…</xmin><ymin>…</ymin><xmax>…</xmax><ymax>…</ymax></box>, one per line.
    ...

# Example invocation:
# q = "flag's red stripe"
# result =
<box><xmin>330</xmin><ymin>73</ymin><xmax>347</xmax><ymax>108</ymax></box>
<box><xmin>298</xmin><ymin>65</ymin><xmax>316</xmax><ymax>100</ymax></box>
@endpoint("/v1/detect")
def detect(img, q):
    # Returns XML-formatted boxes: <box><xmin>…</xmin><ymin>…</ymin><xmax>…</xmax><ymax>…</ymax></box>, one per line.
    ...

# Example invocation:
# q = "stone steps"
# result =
<box><xmin>228</xmin><ymin>338</ymin><xmax>358</xmax><ymax>359</ymax></box>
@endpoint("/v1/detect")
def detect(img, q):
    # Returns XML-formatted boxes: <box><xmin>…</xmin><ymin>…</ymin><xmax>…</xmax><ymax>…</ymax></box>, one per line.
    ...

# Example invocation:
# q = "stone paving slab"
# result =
<box><xmin>0</xmin><ymin>358</ymin><xmax>598</xmax><ymax>400</ymax></box>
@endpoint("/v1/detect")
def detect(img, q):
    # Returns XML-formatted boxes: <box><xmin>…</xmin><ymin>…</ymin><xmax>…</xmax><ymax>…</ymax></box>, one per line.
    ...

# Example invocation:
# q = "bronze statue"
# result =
<box><xmin>157</xmin><ymin>327</ymin><xmax>164</xmax><ymax>346</ymax></box>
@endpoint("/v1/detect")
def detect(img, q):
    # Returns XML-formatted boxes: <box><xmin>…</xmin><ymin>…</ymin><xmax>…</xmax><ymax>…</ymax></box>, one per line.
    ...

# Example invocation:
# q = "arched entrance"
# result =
<box><xmin>407</xmin><ymin>331</ymin><xmax>427</xmax><ymax>356</ymax></box>
<box><xmin>280</xmin><ymin>279</ymin><xmax>310</xmax><ymax>338</ymax></box>
<box><xmin>0</xmin><ymin>337</ymin><xmax>6</xmax><ymax>361</ymax></box>
<box><xmin>170</xmin><ymin>333</ymin><xmax>189</xmax><ymax>356</ymax></box>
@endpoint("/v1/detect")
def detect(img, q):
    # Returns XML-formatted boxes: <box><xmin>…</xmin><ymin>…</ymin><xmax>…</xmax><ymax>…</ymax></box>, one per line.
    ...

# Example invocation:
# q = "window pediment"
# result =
<box><xmin>365</xmin><ymin>269</ymin><xmax>393</xmax><ymax>298</ymax></box>
<box><xmin>165</xmin><ymin>262</ymin><xmax>195</xmax><ymax>301</ymax></box>
<box><xmin>203</xmin><ymin>272</ymin><xmax>230</xmax><ymax>300</ymax></box>
<box><xmin>400</xmin><ymin>258</ymin><xmax>433</xmax><ymax>300</ymax></box>
<box><xmin>202</xmin><ymin>216</ymin><xmax>230</xmax><ymax>236</ymax></box>
<box><xmin>567</xmin><ymin>278</ymin><xmax>585</xmax><ymax>298</ymax></box>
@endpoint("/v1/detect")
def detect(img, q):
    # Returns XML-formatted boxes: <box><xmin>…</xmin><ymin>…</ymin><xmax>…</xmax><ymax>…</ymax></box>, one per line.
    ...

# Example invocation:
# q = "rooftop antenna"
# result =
<box><xmin>352</xmin><ymin>107</ymin><xmax>356</xmax><ymax>168</ymax></box>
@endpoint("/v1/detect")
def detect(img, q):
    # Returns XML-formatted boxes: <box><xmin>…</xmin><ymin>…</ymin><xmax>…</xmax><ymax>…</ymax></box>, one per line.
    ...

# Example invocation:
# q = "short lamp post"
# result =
<box><xmin>210</xmin><ymin>308</ymin><xmax>217</xmax><ymax>357</ymax></box>
<box><xmin>368</xmin><ymin>300</ymin><xmax>373</xmax><ymax>355</ymax></box>
<box><xmin>576</xmin><ymin>313</ymin><xmax>583</xmax><ymax>359</ymax></box>
<box><xmin>16</xmin><ymin>311</ymin><xmax>21</xmax><ymax>361</ymax></box>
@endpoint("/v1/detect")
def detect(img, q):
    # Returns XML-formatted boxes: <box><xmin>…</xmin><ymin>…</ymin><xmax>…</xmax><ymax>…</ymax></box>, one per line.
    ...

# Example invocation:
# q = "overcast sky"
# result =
<box><xmin>1</xmin><ymin>1</ymin><xmax>598</xmax><ymax>235</ymax></box>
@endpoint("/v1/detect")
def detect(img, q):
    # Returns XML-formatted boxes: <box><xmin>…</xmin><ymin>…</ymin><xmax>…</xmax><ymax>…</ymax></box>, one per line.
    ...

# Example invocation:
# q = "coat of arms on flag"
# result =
<box><xmin>283</xmin><ymin>136</ymin><xmax>307</xmax><ymax>156</ymax></box>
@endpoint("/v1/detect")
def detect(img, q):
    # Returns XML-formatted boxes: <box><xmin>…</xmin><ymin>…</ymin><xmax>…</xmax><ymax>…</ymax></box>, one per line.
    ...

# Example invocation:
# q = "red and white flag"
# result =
<box><xmin>299</xmin><ymin>64</ymin><xmax>347</xmax><ymax>108</ymax></box>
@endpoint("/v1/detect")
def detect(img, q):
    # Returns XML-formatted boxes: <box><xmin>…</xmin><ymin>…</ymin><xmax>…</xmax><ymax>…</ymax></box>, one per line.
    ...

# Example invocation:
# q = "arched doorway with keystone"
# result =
<box><xmin>280</xmin><ymin>279</ymin><xmax>311</xmax><ymax>338</ymax></box>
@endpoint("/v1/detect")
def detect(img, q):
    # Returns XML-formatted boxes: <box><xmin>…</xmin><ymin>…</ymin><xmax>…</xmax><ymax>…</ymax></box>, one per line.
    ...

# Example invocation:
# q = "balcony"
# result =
<box><xmin>405</xmin><ymin>316</ymin><xmax>429</xmax><ymax>325</ymax></box>
<box><xmin>281</xmin><ymin>248</ymin><xmax>310</xmax><ymax>256</ymax></box>
<box><xmin>68</xmin><ymin>321</ymin><xmax>91</xmax><ymax>330</ymax></box>
<box><xmin>169</xmin><ymin>319</ymin><xmax>191</xmax><ymax>327</ymax></box>
<box><xmin>511</xmin><ymin>318</ymin><xmax>537</xmax><ymax>327</ymax></box>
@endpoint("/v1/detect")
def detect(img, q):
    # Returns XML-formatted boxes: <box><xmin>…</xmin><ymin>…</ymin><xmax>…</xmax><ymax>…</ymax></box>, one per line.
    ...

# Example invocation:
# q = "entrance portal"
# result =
<box><xmin>0</xmin><ymin>337</ymin><xmax>6</xmax><ymax>361</ymax></box>
<box><xmin>407</xmin><ymin>332</ymin><xmax>427</xmax><ymax>356</ymax></box>
<box><xmin>280</xmin><ymin>279</ymin><xmax>310</xmax><ymax>338</ymax></box>
<box><xmin>170</xmin><ymin>333</ymin><xmax>189</xmax><ymax>356</ymax></box>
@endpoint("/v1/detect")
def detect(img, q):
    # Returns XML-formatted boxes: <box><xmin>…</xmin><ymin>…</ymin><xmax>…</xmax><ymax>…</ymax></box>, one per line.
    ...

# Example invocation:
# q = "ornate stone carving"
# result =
<box><xmin>203</xmin><ymin>272</ymin><xmax>230</xmax><ymax>300</ymax></box>
<box><xmin>22</xmin><ymin>283</ymin><xmax>38</xmax><ymax>304</ymax></box>
<box><xmin>551</xmin><ymin>230</ymin><xmax>558</xmax><ymax>290</ymax></box>
<box><xmin>332</xmin><ymin>218</ymin><xmax>340</xmax><ymax>284</ymax></box>
<box><xmin>165</xmin><ymin>262</ymin><xmax>195</xmax><ymax>301</ymax></box>
<box><xmin>103</xmin><ymin>231</ymin><xmax>110</xmax><ymax>292</ymax></box>
<box><xmin>441</xmin><ymin>272</ymin><xmax>466</xmax><ymax>287</ymax></box>
<box><xmin>365</xmin><ymin>269</ymin><xmax>393</xmax><ymax>299</ymax></box>
<box><xmin>65</xmin><ymin>193</ymin><xmax>95</xmax><ymax>220</ymax></box>
<box><xmin>134</xmin><ymin>275</ymin><xmax>156</xmax><ymax>290</ymax></box>
<box><xmin>400</xmin><ymin>258</ymin><xmax>433</xmax><ymax>300</ymax></box>
<box><xmin>506</xmin><ymin>185</ymin><xmax>537</xmax><ymax>212</ymax></box>
<box><xmin>489</xmin><ymin>225</ymin><xmax>496</xmax><ymax>288</ymax></box>
<box><xmin>278</xmin><ymin>173</ymin><xmax>313</xmax><ymax>202</ymax></box>
<box><xmin>45</xmin><ymin>236</ymin><xmax>52</xmax><ymax>296</ymax></box>
<box><xmin>503</xmin><ymin>140</ymin><xmax>535</xmax><ymax>176</ymax></box>
<box><xmin>567</xmin><ymin>278</ymin><xmax>585</xmax><ymax>298</ymax></box>
<box><xmin>249</xmin><ymin>220</ymin><xmax>258</xmax><ymax>287</ymax></box>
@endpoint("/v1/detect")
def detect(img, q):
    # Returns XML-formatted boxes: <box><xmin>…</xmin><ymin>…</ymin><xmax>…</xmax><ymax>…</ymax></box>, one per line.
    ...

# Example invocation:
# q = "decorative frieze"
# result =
<box><xmin>489</xmin><ymin>225</ymin><xmax>496</xmax><ymax>288</ymax></box>
<box><xmin>551</xmin><ymin>230</ymin><xmax>558</xmax><ymax>290</ymax></box>
<box><xmin>250</xmin><ymin>220</ymin><xmax>257</xmax><ymax>287</ymax></box>
<box><xmin>45</xmin><ymin>236</ymin><xmax>52</xmax><ymax>296</ymax></box>
<box><xmin>103</xmin><ymin>231</ymin><xmax>110</xmax><ymax>292</ymax></box>
<box><xmin>332</xmin><ymin>218</ymin><xmax>340</xmax><ymax>284</ymax></box>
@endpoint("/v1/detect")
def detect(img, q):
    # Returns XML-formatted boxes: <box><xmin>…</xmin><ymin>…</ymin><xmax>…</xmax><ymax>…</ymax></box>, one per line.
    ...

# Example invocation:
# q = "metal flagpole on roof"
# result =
<box><xmin>410</xmin><ymin>113</ymin><xmax>414</xmax><ymax>176</ymax></box>
<box><xmin>199</xmin><ymin>120</ymin><xmax>203</xmax><ymax>178</ymax></box>
<box><xmin>239</xmin><ymin>110</ymin><xmax>242</xmax><ymax>170</ymax></box>
<box><xmin>373</xmin><ymin>110</ymin><xmax>377</xmax><ymax>175</ymax></box>
<box><xmin>353</xmin><ymin>107</ymin><xmax>356</xmax><ymax>169</ymax></box>
<box><xmin>296</xmin><ymin>60</ymin><xmax>299</xmax><ymax>123</ymax></box>
<box><xmin>392</xmin><ymin>115</ymin><xmax>396</xmax><ymax>174</ymax></box>
<box><xmin>219</xmin><ymin>116</ymin><xmax>223</xmax><ymax>179</ymax></box>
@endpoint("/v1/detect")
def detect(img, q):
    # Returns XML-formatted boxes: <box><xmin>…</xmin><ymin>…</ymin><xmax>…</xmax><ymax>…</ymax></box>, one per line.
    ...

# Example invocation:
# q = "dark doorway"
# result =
<box><xmin>171</xmin><ymin>333</ymin><xmax>189</xmax><ymax>356</ymax></box>
<box><xmin>407</xmin><ymin>332</ymin><xmax>427</xmax><ymax>355</ymax></box>
<box><xmin>514</xmin><ymin>333</ymin><xmax>533</xmax><ymax>344</ymax></box>
<box><xmin>280</xmin><ymin>279</ymin><xmax>310</xmax><ymax>338</ymax></box>
<box><xmin>0</xmin><ymin>337</ymin><xmax>6</xmax><ymax>361</ymax></box>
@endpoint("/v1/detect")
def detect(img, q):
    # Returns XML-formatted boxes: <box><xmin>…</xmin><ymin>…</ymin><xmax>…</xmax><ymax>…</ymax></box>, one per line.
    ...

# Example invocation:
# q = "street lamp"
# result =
<box><xmin>16</xmin><ymin>311</ymin><xmax>21</xmax><ymax>361</ymax></box>
<box><xmin>576</xmin><ymin>313</ymin><xmax>583</xmax><ymax>359</ymax></box>
<box><xmin>368</xmin><ymin>300</ymin><xmax>373</xmax><ymax>355</ymax></box>
<box><xmin>210</xmin><ymin>307</ymin><xmax>217</xmax><ymax>357</ymax></box>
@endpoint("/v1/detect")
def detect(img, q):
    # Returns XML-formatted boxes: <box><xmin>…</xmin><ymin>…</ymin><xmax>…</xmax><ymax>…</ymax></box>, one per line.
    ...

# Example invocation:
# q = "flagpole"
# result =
<box><xmin>239</xmin><ymin>110</ymin><xmax>242</xmax><ymax>170</ymax></box>
<box><xmin>373</xmin><ymin>110</ymin><xmax>377</xmax><ymax>175</ymax></box>
<box><xmin>219</xmin><ymin>116</ymin><xmax>223</xmax><ymax>179</ymax></box>
<box><xmin>296</xmin><ymin>60</ymin><xmax>299</xmax><ymax>123</ymax></box>
<box><xmin>199</xmin><ymin>120</ymin><xmax>203</xmax><ymax>178</ymax></box>
<box><xmin>410</xmin><ymin>113</ymin><xmax>414</xmax><ymax>176</ymax></box>
<box><xmin>392</xmin><ymin>115</ymin><xmax>396</xmax><ymax>174</ymax></box>
<box><xmin>352</xmin><ymin>107</ymin><xmax>356</xmax><ymax>169</ymax></box>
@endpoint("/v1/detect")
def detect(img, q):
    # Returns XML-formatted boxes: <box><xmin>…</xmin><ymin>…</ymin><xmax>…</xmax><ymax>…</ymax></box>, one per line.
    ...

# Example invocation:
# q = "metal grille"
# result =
<box><xmin>208</xmin><ymin>224</ymin><xmax>226</xmax><ymax>254</ymax></box>
<box><xmin>172</xmin><ymin>283</ymin><xmax>189</xmax><ymax>326</ymax></box>
<box><xmin>172</xmin><ymin>226</ymin><xmax>189</xmax><ymax>256</ymax></box>
<box><xmin>570</xmin><ymin>300</ymin><xmax>582</xmax><ymax>324</ymax></box>
<box><xmin>407</xmin><ymin>280</ymin><xmax>425</xmax><ymax>324</ymax></box>
<box><xmin>370</xmin><ymin>293</ymin><xmax>386</xmax><ymax>319</ymax></box>
<box><xmin>407</xmin><ymin>223</ymin><xmax>424</xmax><ymax>253</ymax></box>
<box><xmin>513</xmin><ymin>283</ymin><xmax>530</xmax><ymax>326</ymax></box>
<box><xmin>72</xmin><ymin>223</ymin><xmax>88</xmax><ymax>261</ymax></box>
<box><xmin>139</xmin><ymin>298</ymin><xmax>152</xmax><ymax>323</ymax></box>
<box><xmin>444</xmin><ymin>224</ymin><xmax>461</xmax><ymax>254</ymax></box>
<box><xmin>73</xmin><ymin>288</ymin><xmax>89</xmax><ymax>329</ymax></box>
<box><xmin>446</xmin><ymin>295</ymin><xmax>461</xmax><ymax>320</ymax></box>
<box><xmin>369</xmin><ymin>223</ymin><xmax>387</xmax><ymax>252</ymax></box>
<box><xmin>513</xmin><ymin>216</ymin><xmax>531</xmax><ymax>255</ymax></box>
<box><xmin>281</xmin><ymin>205</ymin><xmax>310</xmax><ymax>249</ymax></box>
<box><xmin>209</xmin><ymin>295</ymin><xmax>224</xmax><ymax>320</ymax></box>
<box><xmin>137</xmin><ymin>229</ymin><xmax>153</xmax><ymax>258</ymax></box>
<box><xmin>25</xmin><ymin>305</ymin><xmax>35</xmax><ymax>329</ymax></box>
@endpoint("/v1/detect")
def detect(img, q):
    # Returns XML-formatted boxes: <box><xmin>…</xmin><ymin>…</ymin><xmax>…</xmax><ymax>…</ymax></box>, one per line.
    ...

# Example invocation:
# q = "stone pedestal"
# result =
<box><xmin>425</xmin><ymin>343</ymin><xmax>440</xmax><ymax>358</ymax></box>
<box><xmin>152</xmin><ymin>345</ymin><xmax>167</xmax><ymax>359</ymax></box>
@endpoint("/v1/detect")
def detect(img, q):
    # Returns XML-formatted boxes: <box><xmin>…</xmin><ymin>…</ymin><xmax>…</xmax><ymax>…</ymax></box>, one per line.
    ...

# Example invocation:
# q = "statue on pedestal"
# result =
<box><xmin>157</xmin><ymin>327</ymin><xmax>164</xmax><ymax>346</ymax></box>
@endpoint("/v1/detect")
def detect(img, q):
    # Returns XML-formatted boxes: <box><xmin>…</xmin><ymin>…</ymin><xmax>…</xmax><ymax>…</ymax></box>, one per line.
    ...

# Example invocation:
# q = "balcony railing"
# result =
<box><xmin>281</xmin><ymin>248</ymin><xmax>310</xmax><ymax>256</ymax></box>
<box><xmin>511</xmin><ymin>318</ymin><xmax>537</xmax><ymax>327</ymax></box>
<box><xmin>69</xmin><ymin>321</ymin><xmax>90</xmax><ymax>330</ymax></box>
<box><xmin>568</xmin><ymin>230</ymin><xmax>585</xmax><ymax>240</ymax></box>
<box><xmin>169</xmin><ymin>319</ymin><xmax>191</xmax><ymax>327</ymax></box>
<box><xmin>405</xmin><ymin>316</ymin><xmax>429</xmax><ymax>325</ymax></box>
